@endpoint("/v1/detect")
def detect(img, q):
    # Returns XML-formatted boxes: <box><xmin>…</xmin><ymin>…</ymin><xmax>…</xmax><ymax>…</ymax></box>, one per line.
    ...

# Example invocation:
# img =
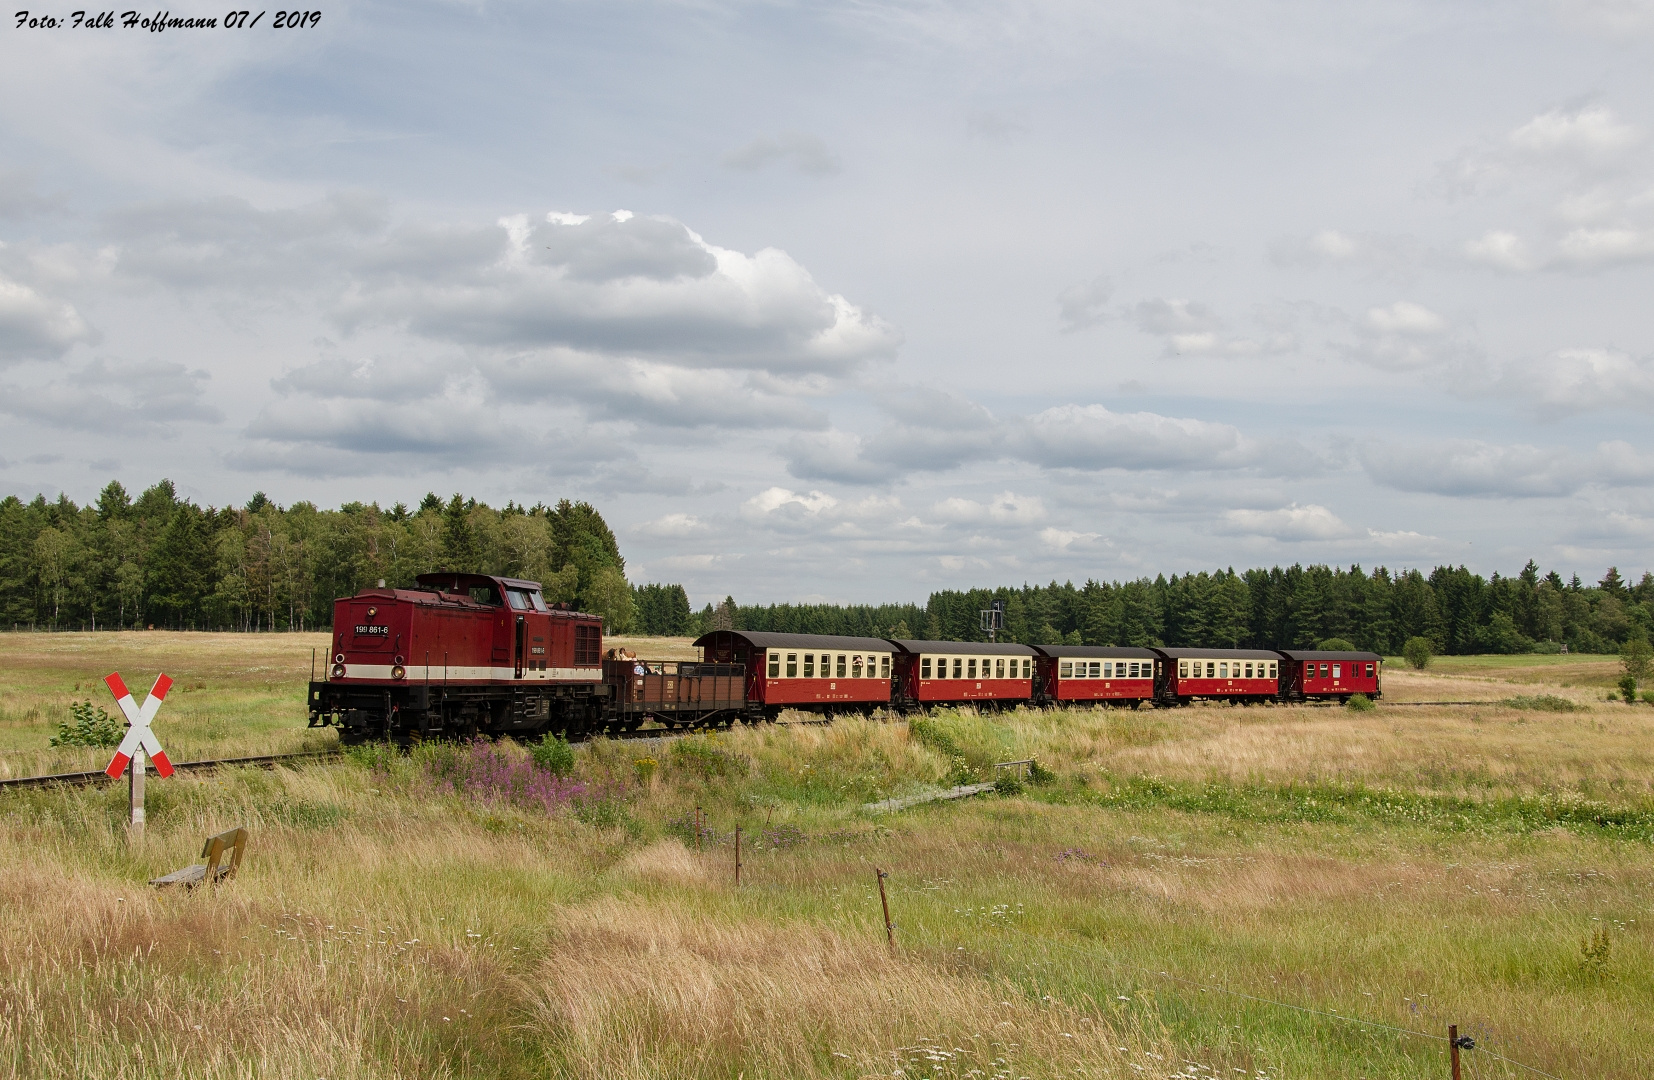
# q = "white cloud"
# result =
<box><xmin>1363</xmin><ymin>300</ymin><xmax>1447</xmax><ymax>335</ymax></box>
<box><xmin>1014</xmin><ymin>404</ymin><xmax>1304</xmax><ymax>473</ymax></box>
<box><xmin>1222</xmin><ymin>504</ymin><xmax>1356</xmax><ymax>541</ymax></box>
<box><xmin>0</xmin><ymin>274</ymin><xmax>94</xmax><ymax>362</ymax></box>
<box><xmin>1038</xmin><ymin>526</ymin><xmax>1104</xmax><ymax>551</ymax></box>
<box><xmin>1554</xmin><ymin>225</ymin><xmax>1654</xmax><ymax>266</ymax></box>
<box><xmin>742</xmin><ymin>486</ymin><xmax>840</xmax><ymax>517</ymax></box>
<box><xmin>1361</xmin><ymin>438</ymin><xmax>1654</xmax><ymax>498</ymax></box>
<box><xmin>1495</xmin><ymin>347</ymin><xmax>1654</xmax><ymax>413</ymax></box>
<box><xmin>929</xmin><ymin>492</ymin><xmax>1046</xmax><ymax>524</ymax></box>
<box><xmin>1507</xmin><ymin>104</ymin><xmax>1642</xmax><ymax>162</ymax></box>
<box><xmin>634</xmin><ymin>513</ymin><xmax>707</xmax><ymax>538</ymax></box>
<box><xmin>0</xmin><ymin>358</ymin><xmax>219</xmax><ymax>433</ymax></box>
<box><xmin>1462</xmin><ymin>230</ymin><xmax>1534</xmax><ymax>271</ymax></box>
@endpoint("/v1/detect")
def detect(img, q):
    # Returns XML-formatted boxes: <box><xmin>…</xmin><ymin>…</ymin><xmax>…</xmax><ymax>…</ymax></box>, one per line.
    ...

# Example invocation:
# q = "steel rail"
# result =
<box><xmin>0</xmin><ymin>750</ymin><xmax>344</xmax><ymax>791</ymax></box>
<box><xmin>0</xmin><ymin>717</ymin><xmax>840</xmax><ymax>791</ymax></box>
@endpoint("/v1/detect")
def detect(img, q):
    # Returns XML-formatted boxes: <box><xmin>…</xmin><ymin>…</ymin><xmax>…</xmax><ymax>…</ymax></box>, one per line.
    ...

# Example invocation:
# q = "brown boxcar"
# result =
<box><xmin>1032</xmin><ymin>645</ymin><xmax>1158</xmax><ymax>706</ymax></box>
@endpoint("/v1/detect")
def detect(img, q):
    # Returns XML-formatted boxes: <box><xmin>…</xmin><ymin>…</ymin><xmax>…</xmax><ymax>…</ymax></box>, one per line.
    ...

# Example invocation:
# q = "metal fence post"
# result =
<box><xmin>735</xmin><ymin>826</ymin><xmax>742</xmax><ymax>886</ymax></box>
<box><xmin>877</xmin><ymin>868</ymin><xmax>894</xmax><ymax>949</ymax></box>
<box><xmin>129</xmin><ymin>746</ymin><xmax>146</xmax><ymax>837</ymax></box>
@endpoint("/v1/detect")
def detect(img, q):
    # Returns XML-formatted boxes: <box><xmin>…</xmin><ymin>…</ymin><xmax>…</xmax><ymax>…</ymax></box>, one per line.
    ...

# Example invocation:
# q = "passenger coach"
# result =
<box><xmin>1033</xmin><ymin>645</ymin><xmax>1158</xmax><ymax>707</ymax></box>
<box><xmin>1277</xmin><ymin>650</ymin><xmax>1382</xmax><ymax>702</ymax></box>
<box><xmin>889</xmin><ymin>639</ymin><xmax>1037</xmax><ymax>710</ymax></box>
<box><xmin>1152</xmin><ymin>647</ymin><xmax>1281</xmax><ymax>706</ymax></box>
<box><xmin>694</xmin><ymin>630</ymin><xmax>893</xmax><ymax>718</ymax></box>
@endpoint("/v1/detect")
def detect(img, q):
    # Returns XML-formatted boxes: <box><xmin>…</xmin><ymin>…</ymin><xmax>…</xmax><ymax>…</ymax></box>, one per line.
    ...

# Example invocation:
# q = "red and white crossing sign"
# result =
<box><xmin>104</xmin><ymin>672</ymin><xmax>175</xmax><ymax>779</ymax></box>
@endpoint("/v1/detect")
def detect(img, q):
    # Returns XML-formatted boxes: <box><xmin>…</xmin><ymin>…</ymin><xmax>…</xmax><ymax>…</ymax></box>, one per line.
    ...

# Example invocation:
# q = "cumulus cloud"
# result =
<box><xmin>1013</xmin><ymin>404</ymin><xmax>1305</xmax><ymax>473</ymax></box>
<box><xmin>1344</xmin><ymin>300</ymin><xmax>1471</xmax><ymax>371</ymax></box>
<box><xmin>1222</xmin><ymin>503</ymin><xmax>1356</xmax><ymax>541</ymax></box>
<box><xmin>1462</xmin><ymin>230</ymin><xmax>1534</xmax><ymax>270</ymax></box>
<box><xmin>1494</xmin><ymin>347</ymin><xmax>1654</xmax><ymax>414</ymax></box>
<box><xmin>634</xmin><ymin>512</ymin><xmax>708</xmax><ymax>538</ymax></box>
<box><xmin>1507</xmin><ymin>104</ymin><xmax>1642</xmax><ymax>163</ymax></box>
<box><xmin>1553</xmin><ymin>225</ymin><xmax>1654</xmax><ymax>266</ymax></box>
<box><xmin>929</xmin><ymin>491</ymin><xmax>1045</xmax><ymax>524</ymax></box>
<box><xmin>0</xmin><ymin>274</ymin><xmax>95</xmax><ymax>362</ymax></box>
<box><xmin>722</xmin><ymin>133</ymin><xmax>840</xmax><ymax>176</ymax></box>
<box><xmin>1361</xmin><ymin>437</ymin><xmax>1654</xmax><ymax>497</ymax></box>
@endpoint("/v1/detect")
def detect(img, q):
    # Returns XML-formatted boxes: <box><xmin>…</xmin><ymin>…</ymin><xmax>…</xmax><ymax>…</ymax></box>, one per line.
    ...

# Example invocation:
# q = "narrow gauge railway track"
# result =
<box><xmin>0</xmin><ymin>718</ymin><xmax>837</xmax><ymax>792</ymax></box>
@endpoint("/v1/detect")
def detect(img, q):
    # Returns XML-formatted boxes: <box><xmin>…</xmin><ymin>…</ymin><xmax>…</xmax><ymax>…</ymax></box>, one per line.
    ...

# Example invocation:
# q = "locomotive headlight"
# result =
<box><xmin>391</xmin><ymin>665</ymin><xmax>407</xmax><ymax>681</ymax></box>
<box><xmin>331</xmin><ymin>662</ymin><xmax>346</xmax><ymax>679</ymax></box>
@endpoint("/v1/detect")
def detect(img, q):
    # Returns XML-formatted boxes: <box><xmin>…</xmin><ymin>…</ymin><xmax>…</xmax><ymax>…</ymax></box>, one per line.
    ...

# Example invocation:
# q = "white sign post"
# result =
<box><xmin>104</xmin><ymin>672</ymin><xmax>175</xmax><ymax>836</ymax></box>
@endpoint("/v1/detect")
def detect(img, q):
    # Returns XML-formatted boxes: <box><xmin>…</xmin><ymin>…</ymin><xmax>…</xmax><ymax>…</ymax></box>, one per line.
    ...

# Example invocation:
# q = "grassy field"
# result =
<box><xmin>1</xmin><ymin>633</ymin><xmax>1651</xmax><ymax>1079</ymax></box>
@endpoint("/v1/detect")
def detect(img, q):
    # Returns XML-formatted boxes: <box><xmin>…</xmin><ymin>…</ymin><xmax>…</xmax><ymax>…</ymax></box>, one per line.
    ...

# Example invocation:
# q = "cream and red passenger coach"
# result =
<box><xmin>1153</xmin><ymin>647</ymin><xmax>1282</xmax><ymax>705</ymax></box>
<box><xmin>1033</xmin><ymin>645</ymin><xmax>1158</xmax><ymax>706</ymax></box>
<box><xmin>694</xmin><ymin>630</ymin><xmax>894</xmax><ymax>718</ymax></box>
<box><xmin>889</xmin><ymin>639</ymin><xmax>1037</xmax><ymax>709</ymax></box>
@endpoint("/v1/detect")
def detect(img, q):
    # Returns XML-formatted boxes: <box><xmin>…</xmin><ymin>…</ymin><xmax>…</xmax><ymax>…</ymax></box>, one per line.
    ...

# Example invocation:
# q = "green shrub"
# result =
<box><xmin>994</xmin><ymin>772</ymin><xmax>1025</xmax><ymax>796</ymax></box>
<box><xmin>1402</xmin><ymin>637</ymin><xmax>1433</xmax><ymax>671</ymax></box>
<box><xmin>1027</xmin><ymin>758</ymin><xmax>1057</xmax><ymax>785</ymax></box>
<box><xmin>531</xmin><ymin>732</ymin><xmax>576</xmax><ymax>777</ymax></box>
<box><xmin>1642</xmin><ymin>690</ymin><xmax>1654</xmax><ymax>705</ymax></box>
<box><xmin>1503</xmin><ymin>694</ymin><xmax>1584</xmax><ymax>713</ymax></box>
<box><xmin>669</xmin><ymin>735</ymin><xmax>744</xmax><ymax>779</ymax></box>
<box><xmin>1619</xmin><ymin>675</ymin><xmax>1638</xmax><ymax>705</ymax></box>
<box><xmin>344</xmin><ymin>741</ymin><xmax>400</xmax><ymax>772</ymax></box>
<box><xmin>49</xmin><ymin>701</ymin><xmax>124</xmax><ymax>748</ymax></box>
<box><xmin>1532</xmin><ymin>640</ymin><xmax>1566</xmax><ymax>654</ymax></box>
<box><xmin>1318</xmin><ymin>637</ymin><xmax>1355</xmax><ymax>652</ymax></box>
<box><xmin>907</xmin><ymin>715</ymin><xmax>964</xmax><ymax>759</ymax></box>
<box><xmin>1345</xmin><ymin>693</ymin><xmax>1375</xmax><ymax>712</ymax></box>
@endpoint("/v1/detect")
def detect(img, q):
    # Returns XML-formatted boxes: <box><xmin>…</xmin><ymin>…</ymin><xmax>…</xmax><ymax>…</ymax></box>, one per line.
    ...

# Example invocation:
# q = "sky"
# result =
<box><xmin>1</xmin><ymin>0</ymin><xmax>1652</xmax><ymax>605</ymax></box>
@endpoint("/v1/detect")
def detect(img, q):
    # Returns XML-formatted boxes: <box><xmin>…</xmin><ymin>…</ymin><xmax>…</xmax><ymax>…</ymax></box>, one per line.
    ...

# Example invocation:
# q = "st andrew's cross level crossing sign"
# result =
<box><xmin>104</xmin><ymin>672</ymin><xmax>175</xmax><ymax>779</ymax></box>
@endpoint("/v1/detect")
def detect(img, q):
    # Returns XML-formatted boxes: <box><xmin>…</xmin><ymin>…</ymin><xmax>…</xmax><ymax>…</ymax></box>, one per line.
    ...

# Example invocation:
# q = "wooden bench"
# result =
<box><xmin>150</xmin><ymin>827</ymin><xmax>248</xmax><ymax>888</ymax></box>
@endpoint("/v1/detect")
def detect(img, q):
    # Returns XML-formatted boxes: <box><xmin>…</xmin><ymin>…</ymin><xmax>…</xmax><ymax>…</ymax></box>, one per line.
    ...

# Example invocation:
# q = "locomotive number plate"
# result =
<box><xmin>530</xmin><ymin>646</ymin><xmax>546</xmax><ymax>655</ymax></box>
<box><xmin>355</xmin><ymin>625</ymin><xmax>389</xmax><ymax>636</ymax></box>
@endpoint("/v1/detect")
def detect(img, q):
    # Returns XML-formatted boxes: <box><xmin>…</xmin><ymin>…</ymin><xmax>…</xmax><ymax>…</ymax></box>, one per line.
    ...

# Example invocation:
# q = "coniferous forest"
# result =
<box><xmin>2</xmin><ymin>481</ymin><xmax>1649</xmax><ymax>655</ymax></box>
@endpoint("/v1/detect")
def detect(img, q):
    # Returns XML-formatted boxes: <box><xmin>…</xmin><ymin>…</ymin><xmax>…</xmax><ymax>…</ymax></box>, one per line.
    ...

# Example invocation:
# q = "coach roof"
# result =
<box><xmin>888</xmin><ymin>639</ymin><xmax>1037</xmax><ymax>656</ymax></box>
<box><xmin>693</xmin><ymin>630</ymin><xmax>894</xmax><ymax>652</ymax></box>
<box><xmin>1031</xmin><ymin>645</ymin><xmax>1158</xmax><ymax>659</ymax></box>
<box><xmin>1151</xmin><ymin>647</ymin><xmax>1283</xmax><ymax>660</ymax></box>
<box><xmin>1276</xmin><ymin>650</ymin><xmax>1383</xmax><ymax>661</ymax></box>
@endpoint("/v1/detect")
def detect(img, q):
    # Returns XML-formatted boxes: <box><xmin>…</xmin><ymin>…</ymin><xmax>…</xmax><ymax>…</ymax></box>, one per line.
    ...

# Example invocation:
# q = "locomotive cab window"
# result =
<box><xmin>468</xmin><ymin>583</ymin><xmax>502</xmax><ymax>606</ymax></box>
<box><xmin>506</xmin><ymin>589</ymin><xmax>532</xmax><ymax>611</ymax></box>
<box><xmin>529</xmin><ymin>591</ymin><xmax>549</xmax><ymax>612</ymax></box>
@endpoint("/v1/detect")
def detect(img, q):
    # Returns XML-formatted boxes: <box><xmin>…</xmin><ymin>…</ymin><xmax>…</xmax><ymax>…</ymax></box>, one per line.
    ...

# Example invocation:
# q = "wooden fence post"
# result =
<box><xmin>1449</xmin><ymin>1025</ymin><xmax>1462</xmax><ymax>1080</ymax></box>
<box><xmin>735</xmin><ymin>826</ymin><xmax>742</xmax><ymax>886</ymax></box>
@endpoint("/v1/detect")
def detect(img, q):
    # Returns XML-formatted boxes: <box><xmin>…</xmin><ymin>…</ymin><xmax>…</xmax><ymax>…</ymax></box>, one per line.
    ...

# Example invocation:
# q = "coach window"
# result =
<box><xmin>1366</xmin><ymin>662</ymin><xmax>1375</xmax><ymax>676</ymax></box>
<box><xmin>1320</xmin><ymin>662</ymin><xmax>1330</xmax><ymax>677</ymax></box>
<box><xmin>881</xmin><ymin>655</ymin><xmax>890</xmax><ymax>678</ymax></box>
<box><xmin>768</xmin><ymin>653</ymin><xmax>780</xmax><ymax>678</ymax></box>
<box><xmin>1024</xmin><ymin>659</ymin><xmax>1032</xmax><ymax>678</ymax></box>
<box><xmin>837</xmin><ymin>654</ymin><xmax>847</xmax><ymax>678</ymax></box>
<box><xmin>1332</xmin><ymin>664</ymin><xmax>1341</xmax><ymax>679</ymax></box>
<box><xmin>1060</xmin><ymin>661</ymin><xmax>1073</xmax><ymax>677</ymax></box>
<box><xmin>1243</xmin><ymin>662</ymin><xmax>1252</xmax><ymax>678</ymax></box>
<box><xmin>803</xmin><ymin>654</ymin><xmax>814</xmax><ymax>678</ymax></box>
<box><xmin>786</xmin><ymin>653</ymin><xmax>798</xmax><ymax>678</ymax></box>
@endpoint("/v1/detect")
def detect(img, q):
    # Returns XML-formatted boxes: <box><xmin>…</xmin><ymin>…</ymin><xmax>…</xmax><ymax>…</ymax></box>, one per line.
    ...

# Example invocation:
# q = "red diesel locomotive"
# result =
<box><xmin>308</xmin><ymin>572</ymin><xmax>608</xmax><ymax>742</ymax></box>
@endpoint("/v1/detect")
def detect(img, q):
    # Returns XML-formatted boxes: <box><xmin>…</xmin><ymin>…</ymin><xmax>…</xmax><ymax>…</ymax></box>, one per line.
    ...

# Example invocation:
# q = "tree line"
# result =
<box><xmin>0</xmin><ymin>481</ymin><xmax>636</xmax><ymax>632</ymax></box>
<box><xmin>6</xmin><ymin>481</ymin><xmax>1649</xmax><ymax>655</ymax></box>
<box><xmin>631</xmin><ymin>563</ymin><xmax>1653</xmax><ymax>656</ymax></box>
